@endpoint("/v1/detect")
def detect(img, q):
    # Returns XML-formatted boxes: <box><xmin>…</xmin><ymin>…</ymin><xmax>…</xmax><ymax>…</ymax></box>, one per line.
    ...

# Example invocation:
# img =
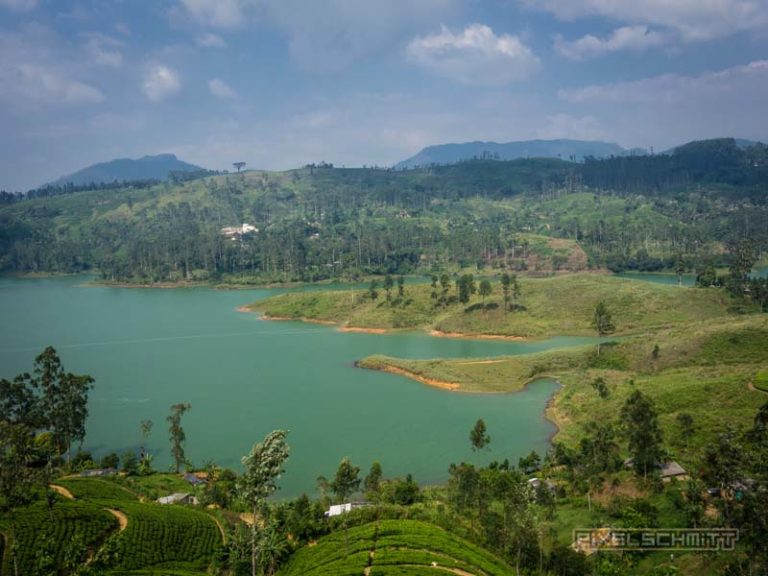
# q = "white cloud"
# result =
<box><xmin>208</xmin><ymin>78</ymin><xmax>236</xmax><ymax>98</ymax></box>
<box><xmin>196</xmin><ymin>33</ymin><xmax>226</xmax><ymax>48</ymax></box>
<box><xmin>406</xmin><ymin>24</ymin><xmax>539</xmax><ymax>85</ymax></box>
<box><xmin>538</xmin><ymin>113</ymin><xmax>606</xmax><ymax>140</ymax></box>
<box><xmin>178</xmin><ymin>0</ymin><xmax>250</xmax><ymax>28</ymax></box>
<box><xmin>525</xmin><ymin>0</ymin><xmax>768</xmax><ymax>41</ymax></box>
<box><xmin>555</xmin><ymin>25</ymin><xmax>665</xmax><ymax>60</ymax></box>
<box><xmin>560</xmin><ymin>60</ymin><xmax>768</xmax><ymax>104</ymax></box>
<box><xmin>9</xmin><ymin>63</ymin><xmax>104</xmax><ymax>104</ymax></box>
<box><xmin>558</xmin><ymin>60</ymin><xmax>768</xmax><ymax>148</ymax></box>
<box><xmin>0</xmin><ymin>27</ymin><xmax>104</xmax><ymax>107</ymax></box>
<box><xmin>176</xmin><ymin>0</ymin><xmax>458</xmax><ymax>72</ymax></box>
<box><xmin>142</xmin><ymin>65</ymin><xmax>181</xmax><ymax>102</ymax></box>
<box><xmin>83</xmin><ymin>33</ymin><xmax>124</xmax><ymax>67</ymax></box>
<box><xmin>0</xmin><ymin>0</ymin><xmax>36</xmax><ymax>12</ymax></box>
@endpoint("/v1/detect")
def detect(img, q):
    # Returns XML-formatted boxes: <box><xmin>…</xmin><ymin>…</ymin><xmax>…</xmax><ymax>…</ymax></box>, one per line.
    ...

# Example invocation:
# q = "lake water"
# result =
<box><xmin>0</xmin><ymin>277</ymin><xmax>599</xmax><ymax>496</ymax></box>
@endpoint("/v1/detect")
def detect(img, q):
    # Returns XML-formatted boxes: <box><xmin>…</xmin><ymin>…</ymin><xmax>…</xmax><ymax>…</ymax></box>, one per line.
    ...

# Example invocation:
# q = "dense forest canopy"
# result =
<box><xmin>0</xmin><ymin>138</ymin><xmax>765</xmax><ymax>284</ymax></box>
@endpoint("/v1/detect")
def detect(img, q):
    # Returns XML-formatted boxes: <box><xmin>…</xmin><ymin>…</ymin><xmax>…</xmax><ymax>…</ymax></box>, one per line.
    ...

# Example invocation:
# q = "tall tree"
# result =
<box><xmin>368</xmin><ymin>279</ymin><xmax>379</xmax><ymax>301</ymax></box>
<box><xmin>470</xmin><ymin>418</ymin><xmax>491</xmax><ymax>452</ymax></box>
<box><xmin>33</xmin><ymin>347</ymin><xmax>94</xmax><ymax>464</ymax></box>
<box><xmin>397</xmin><ymin>275</ymin><xmax>405</xmax><ymax>299</ymax></box>
<box><xmin>501</xmin><ymin>273</ymin><xmax>512</xmax><ymax>312</ymax></box>
<box><xmin>331</xmin><ymin>457</ymin><xmax>361</xmax><ymax>504</ymax></box>
<box><xmin>363</xmin><ymin>461</ymin><xmax>383</xmax><ymax>500</ymax></box>
<box><xmin>458</xmin><ymin>274</ymin><xmax>476</xmax><ymax>304</ymax></box>
<box><xmin>140</xmin><ymin>419</ymin><xmax>153</xmax><ymax>474</ymax></box>
<box><xmin>591</xmin><ymin>300</ymin><xmax>616</xmax><ymax>356</ymax></box>
<box><xmin>478</xmin><ymin>279</ymin><xmax>492</xmax><ymax>303</ymax></box>
<box><xmin>167</xmin><ymin>403</ymin><xmax>191</xmax><ymax>473</ymax></box>
<box><xmin>620</xmin><ymin>391</ymin><xmax>663</xmax><ymax>478</ymax></box>
<box><xmin>430</xmin><ymin>275</ymin><xmax>439</xmax><ymax>303</ymax></box>
<box><xmin>383</xmin><ymin>274</ymin><xmax>393</xmax><ymax>304</ymax></box>
<box><xmin>330</xmin><ymin>457</ymin><xmax>361</xmax><ymax>556</ymax></box>
<box><xmin>238</xmin><ymin>430</ymin><xmax>290</xmax><ymax>576</ymax></box>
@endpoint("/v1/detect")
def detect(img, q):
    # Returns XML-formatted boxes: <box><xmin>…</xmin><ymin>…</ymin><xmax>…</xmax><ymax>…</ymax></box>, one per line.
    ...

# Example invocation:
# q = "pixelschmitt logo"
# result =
<box><xmin>573</xmin><ymin>528</ymin><xmax>739</xmax><ymax>552</ymax></box>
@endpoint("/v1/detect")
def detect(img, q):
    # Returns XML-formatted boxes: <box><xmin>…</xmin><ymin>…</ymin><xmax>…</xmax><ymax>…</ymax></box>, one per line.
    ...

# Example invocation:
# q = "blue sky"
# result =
<box><xmin>1</xmin><ymin>0</ymin><xmax>767</xmax><ymax>190</ymax></box>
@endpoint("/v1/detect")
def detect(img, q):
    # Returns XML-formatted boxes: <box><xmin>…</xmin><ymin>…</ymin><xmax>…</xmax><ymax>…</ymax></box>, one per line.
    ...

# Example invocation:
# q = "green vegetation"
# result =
<box><xmin>252</xmin><ymin>274</ymin><xmax>737</xmax><ymax>337</ymax></box>
<box><xmin>278</xmin><ymin>520</ymin><xmax>514</xmax><ymax>576</ymax></box>
<box><xmin>2</xmin><ymin>139</ymin><xmax>767</xmax><ymax>287</ymax></box>
<box><xmin>359</xmin><ymin>316</ymin><xmax>768</xmax><ymax>469</ymax></box>
<box><xmin>107</xmin><ymin>500</ymin><xmax>221</xmax><ymax>571</ymax></box>
<box><xmin>24</xmin><ymin>478</ymin><xmax>221</xmax><ymax>574</ymax></box>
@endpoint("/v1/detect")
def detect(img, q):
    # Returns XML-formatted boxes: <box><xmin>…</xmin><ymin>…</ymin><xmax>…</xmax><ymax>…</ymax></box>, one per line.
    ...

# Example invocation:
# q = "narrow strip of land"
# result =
<box><xmin>365</xmin><ymin>363</ymin><xmax>460</xmax><ymax>391</ymax></box>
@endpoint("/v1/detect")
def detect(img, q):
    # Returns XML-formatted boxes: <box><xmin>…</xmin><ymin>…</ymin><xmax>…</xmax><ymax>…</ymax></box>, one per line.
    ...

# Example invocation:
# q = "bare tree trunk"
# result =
<box><xmin>252</xmin><ymin>504</ymin><xmax>258</xmax><ymax>576</ymax></box>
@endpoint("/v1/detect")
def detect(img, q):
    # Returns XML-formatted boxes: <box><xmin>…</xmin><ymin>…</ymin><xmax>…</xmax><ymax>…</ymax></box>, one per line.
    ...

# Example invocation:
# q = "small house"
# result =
<box><xmin>184</xmin><ymin>472</ymin><xmax>206</xmax><ymax>486</ymax></box>
<box><xmin>324</xmin><ymin>502</ymin><xmax>369</xmax><ymax>518</ymax></box>
<box><xmin>527</xmin><ymin>477</ymin><xmax>556</xmax><ymax>493</ymax></box>
<box><xmin>659</xmin><ymin>461</ymin><xmax>688</xmax><ymax>481</ymax></box>
<box><xmin>80</xmin><ymin>468</ymin><xmax>117</xmax><ymax>478</ymax></box>
<box><xmin>157</xmin><ymin>492</ymin><xmax>198</xmax><ymax>505</ymax></box>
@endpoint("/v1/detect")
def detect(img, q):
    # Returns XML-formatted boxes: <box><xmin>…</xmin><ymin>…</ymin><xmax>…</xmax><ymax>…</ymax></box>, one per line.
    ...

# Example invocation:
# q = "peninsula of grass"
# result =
<box><xmin>357</xmin><ymin>315</ymin><xmax>768</xmax><ymax>467</ymax></box>
<box><xmin>248</xmin><ymin>273</ymin><xmax>736</xmax><ymax>338</ymax></box>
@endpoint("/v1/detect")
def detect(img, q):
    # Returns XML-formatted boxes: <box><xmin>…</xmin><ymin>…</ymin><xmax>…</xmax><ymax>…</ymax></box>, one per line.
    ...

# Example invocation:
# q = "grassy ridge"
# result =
<box><xmin>357</xmin><ymin>316</ymin><xmax>768</xmax><ymax>465</ymax></box>
<box><xmin>278</xmin><ymin>519</ymin><xmax>514</xmax><ymax>576</ymax></box>
<box><xmin>251</xmin><ymin>274</ymin><xmax>736</xmax><ymax>337</ymax></box>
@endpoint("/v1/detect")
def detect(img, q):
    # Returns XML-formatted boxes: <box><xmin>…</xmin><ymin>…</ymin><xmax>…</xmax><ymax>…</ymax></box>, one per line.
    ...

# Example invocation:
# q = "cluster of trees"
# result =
<box><xmin>0</xmin><ymin>347</ymin><xmax>93</xmax><ymax>508</ymax></box>
<box><xmin>426</xmin><ymin>272</ymin><xmax>521</xmax><ymax>310</ymax></box>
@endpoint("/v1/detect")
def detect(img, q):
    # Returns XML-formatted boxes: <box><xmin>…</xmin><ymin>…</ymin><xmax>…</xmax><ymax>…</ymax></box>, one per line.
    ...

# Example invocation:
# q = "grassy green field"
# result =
<box><xmin>250</xmin><ymin>274</ymin><xmax>737</xmax><ymax>337</ymax></box>
<box><xmin>278</xmin><ymin>519</ymin><xmax>515</xmax><ymax>576</ymax></box>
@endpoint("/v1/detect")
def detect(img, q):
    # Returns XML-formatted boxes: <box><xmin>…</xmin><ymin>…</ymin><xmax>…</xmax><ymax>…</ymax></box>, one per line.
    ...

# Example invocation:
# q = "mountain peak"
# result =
<box><xmin>395</xmin><ymin>139</ymin><xmax>632</xmax><ymax>169</ymax></box>
<box><xmin>51</xmin><ymin>153</ymin><xmax>204</xmax><ymax>187</ymax></box>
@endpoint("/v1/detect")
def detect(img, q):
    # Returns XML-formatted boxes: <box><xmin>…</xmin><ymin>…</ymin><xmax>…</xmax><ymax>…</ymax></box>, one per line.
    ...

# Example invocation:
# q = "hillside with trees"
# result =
<box><xmin>0</xmin><ymin>138</ymin><xmax>766</xmax><ymax>287</ymax></box>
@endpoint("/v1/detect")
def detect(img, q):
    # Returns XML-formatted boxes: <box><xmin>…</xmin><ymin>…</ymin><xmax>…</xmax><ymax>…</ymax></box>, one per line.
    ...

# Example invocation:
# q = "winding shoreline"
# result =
<box><xmin>356</xmin><ymin>362</ymin><xmax>461</xmax><ymax>391</ymax></box>
<box><xmin>429</xmin><ymin>329</ymin><xmax>526</xmax><ymax>341</ymax></box>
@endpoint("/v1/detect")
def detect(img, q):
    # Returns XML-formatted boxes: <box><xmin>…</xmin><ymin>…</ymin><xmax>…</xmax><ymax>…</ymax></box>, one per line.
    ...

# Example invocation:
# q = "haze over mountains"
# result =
<box><xmin>51</xmin><ymin>154</ymin><xmax>203</xmax><ymax>187</ymax></box>
<box><xmin>42</xmin><ymin>138</ymin><xmax>766</xmax><ymax>189</ymax></box>
<box><xmin>394</xmin><ymin>139</ymin><xmax>644</xmax><ymax>169</ymax></box>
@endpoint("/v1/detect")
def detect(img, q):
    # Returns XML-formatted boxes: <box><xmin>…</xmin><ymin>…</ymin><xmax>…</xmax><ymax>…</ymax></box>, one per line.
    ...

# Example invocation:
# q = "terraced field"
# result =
<box><xmin>278</xmin><ymin>519</ymin><xmax>514</xmax><ymax>576</ymax></box>
<box><xmin>0</xmin><ymin>499</ymin><xmax>118</xmax><ymax>575</ymax></box>
<box><xmin>0</xmin><ymin>477</ymin><xmax>222</xmax><ymax>576</ymax></box>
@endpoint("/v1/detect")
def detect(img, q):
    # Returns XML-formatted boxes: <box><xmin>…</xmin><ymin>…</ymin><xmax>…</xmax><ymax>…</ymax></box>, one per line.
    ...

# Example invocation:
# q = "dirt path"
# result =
<box><xmin>105</xmin><ymin>508</ymin><xmax>128</xmax><ymax>532</ymax></box>
<box><xmin>49</xmin><ymin>484</ymin><xmax>75</xmax><ymax>500</ymax></box>
<box><xmin>392</xmin><ymin>564</ymin><xmax>476</xmax><ymax>575</ymax></box>
<box><xmin>456</xmin><ymin>359</ymin><xmax>505</xmax><ymax>366</ymax></box>
<box><xmin>748</xmin><ymin>379</ymin><xmax>768</xmax><ymax>394</ymax></box>
<box><xmin>212</xmin><ymin>516</ymin><xmax>226</xmax><ymax>544</ymax></box>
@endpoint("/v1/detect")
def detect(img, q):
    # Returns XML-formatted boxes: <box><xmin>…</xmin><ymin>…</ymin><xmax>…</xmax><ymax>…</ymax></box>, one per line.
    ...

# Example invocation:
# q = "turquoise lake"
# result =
<box><xmin>0</xmin><ymin>277</ymin><xmax>599</xmax><ymax>497</ymax></box>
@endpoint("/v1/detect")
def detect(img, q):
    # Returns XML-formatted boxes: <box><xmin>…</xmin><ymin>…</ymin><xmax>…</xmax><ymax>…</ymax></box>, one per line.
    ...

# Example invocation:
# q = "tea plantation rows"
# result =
<box><xmin>278</xmin><ymin>519</ymin><xmax>515</xmax><ymax>576</ymax></box>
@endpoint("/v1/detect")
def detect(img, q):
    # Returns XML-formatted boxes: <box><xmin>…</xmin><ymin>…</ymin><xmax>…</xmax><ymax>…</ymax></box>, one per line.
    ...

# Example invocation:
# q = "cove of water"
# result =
<box><xmin>0</xmin><ymin>277</ymin><xmax>600</xmax><ymax>497</ymax></box>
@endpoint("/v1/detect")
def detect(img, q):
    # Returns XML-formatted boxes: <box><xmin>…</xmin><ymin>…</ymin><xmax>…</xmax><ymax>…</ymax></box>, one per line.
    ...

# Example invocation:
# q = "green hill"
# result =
<box><xmin>278</xmin><ymin>519</ymin><xmax>515</xmax><ymax>576</ymax></box>
<box><xmin>1</xmin><ymin>140</ymin><xmax>766</xmax><ymax>284</ymax></box>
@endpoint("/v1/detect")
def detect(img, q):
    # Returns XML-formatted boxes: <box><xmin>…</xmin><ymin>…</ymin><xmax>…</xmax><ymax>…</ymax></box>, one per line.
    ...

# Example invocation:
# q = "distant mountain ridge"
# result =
<box><xmin>52</xmin><ymin>154</ymin><xmax>204</xmax><ymax>186</ymax></box>
<box><xmin>394</xmin><ymin>139</ymin><xmax>636</xmax><ymax>169</ymax></box>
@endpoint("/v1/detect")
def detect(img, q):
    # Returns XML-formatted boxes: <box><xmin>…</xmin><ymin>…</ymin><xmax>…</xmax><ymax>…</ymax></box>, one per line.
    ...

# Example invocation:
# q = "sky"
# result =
<box><xmin>1</xmin><ymin>0</ymin><xmax>767</xmax><ymax>191</ymax></box>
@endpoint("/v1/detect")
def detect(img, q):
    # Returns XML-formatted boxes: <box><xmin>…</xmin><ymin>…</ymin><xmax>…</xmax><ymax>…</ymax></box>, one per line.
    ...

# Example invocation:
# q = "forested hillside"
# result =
<box><xmin>0</xmin><ymin>138</ymin><xmax>765</xmax><ymax>284</ymax></box>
